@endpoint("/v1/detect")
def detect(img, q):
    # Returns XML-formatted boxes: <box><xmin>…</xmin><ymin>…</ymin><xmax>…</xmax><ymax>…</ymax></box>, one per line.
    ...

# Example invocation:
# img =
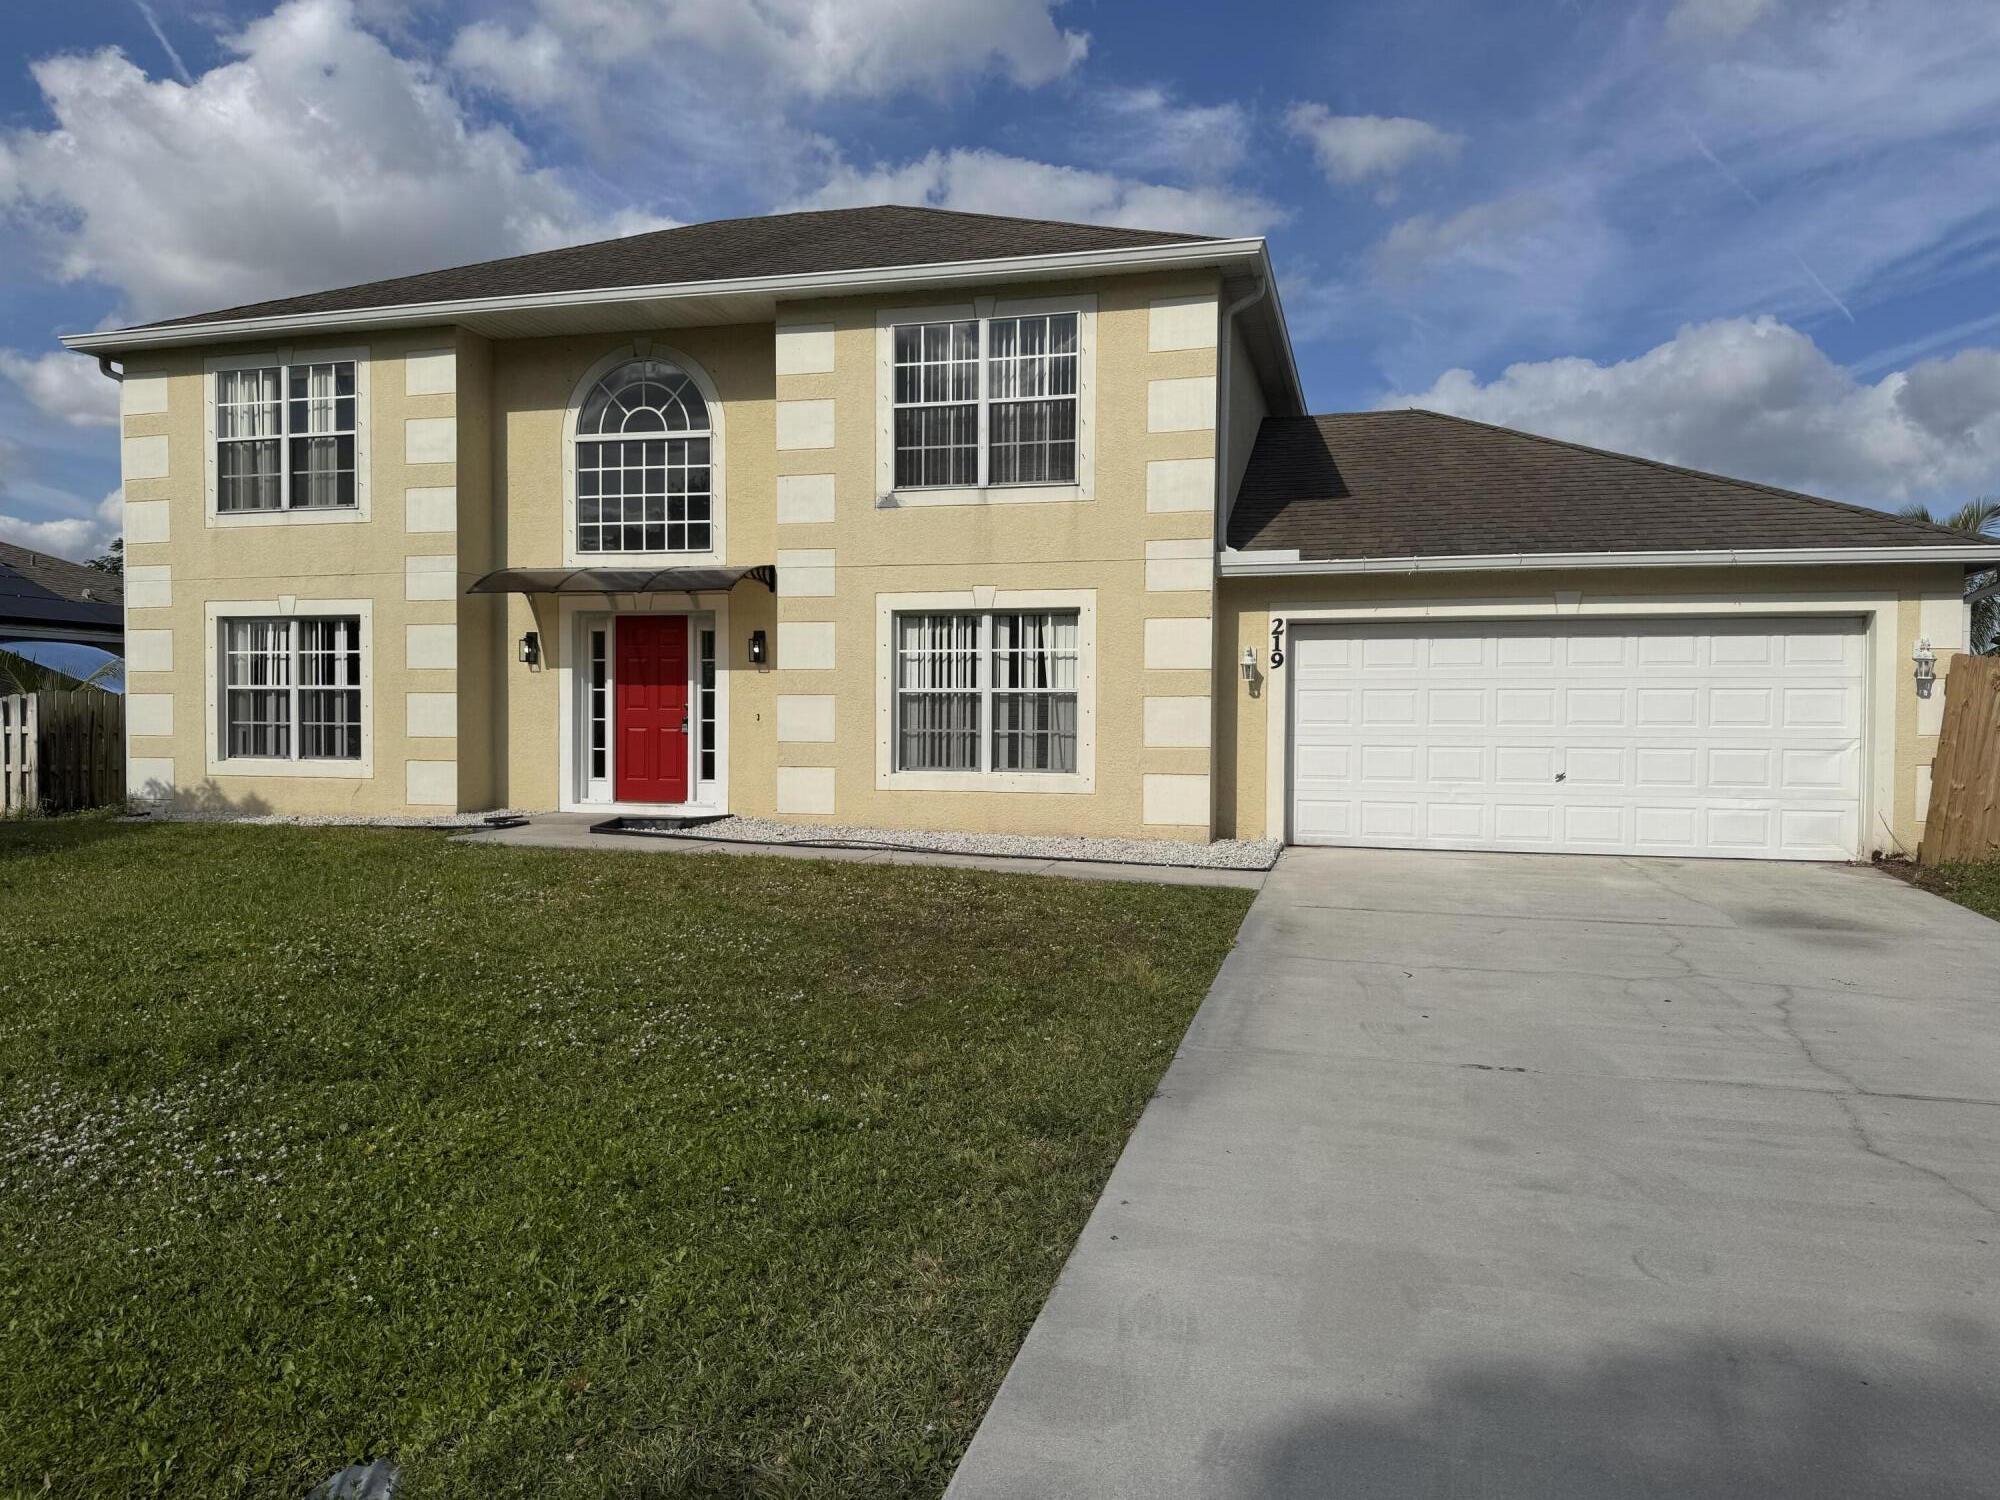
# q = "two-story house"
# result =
<box><xmin>67</xmin><ymin>206</ymin><xmax>1997</xmax><ymax>860</ymax></box>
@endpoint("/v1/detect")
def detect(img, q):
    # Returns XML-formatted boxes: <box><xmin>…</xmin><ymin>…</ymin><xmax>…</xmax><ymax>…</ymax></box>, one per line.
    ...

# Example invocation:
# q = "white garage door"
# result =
<box><xmin>1288</xmin><ymin>617</ymin><xmax>1866</xmax><ymax>859</ymax></box>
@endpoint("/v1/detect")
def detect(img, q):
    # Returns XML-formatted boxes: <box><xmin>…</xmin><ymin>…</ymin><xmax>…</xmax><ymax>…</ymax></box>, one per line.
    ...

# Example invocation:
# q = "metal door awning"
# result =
<box><xmin>467</xmin><ymin>564</ymin><xmax>776</xmax><ymax>595</ymax></box>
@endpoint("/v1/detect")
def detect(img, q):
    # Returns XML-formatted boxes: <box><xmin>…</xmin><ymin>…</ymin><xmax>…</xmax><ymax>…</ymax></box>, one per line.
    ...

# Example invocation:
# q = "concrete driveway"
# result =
<box><xmin>947</xmin><ymin>849</ymin><xmax>2000</xmax><ymax>1499</ymax></box>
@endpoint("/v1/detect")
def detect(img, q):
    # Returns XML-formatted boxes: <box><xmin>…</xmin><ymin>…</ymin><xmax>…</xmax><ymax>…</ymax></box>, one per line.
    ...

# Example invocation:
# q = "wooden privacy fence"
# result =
<box><xmin>1</xmin><ymin>690</ymin><xmax>125</xmax><ymax>816</ymax></box>
<box><xmin>1920</xmin><ymin>654</ymin><xmax>2000</xmax><ymax>865</ymax></box>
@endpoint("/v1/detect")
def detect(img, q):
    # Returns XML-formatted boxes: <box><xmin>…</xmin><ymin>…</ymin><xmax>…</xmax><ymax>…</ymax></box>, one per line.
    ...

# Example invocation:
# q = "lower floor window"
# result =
<box><xmin>895</xmin><ymin>609</ymin><xmax>1078</xmax><ymax>774</ymax></box>
<box><xmin>222</xmin><ymin>616</ymin><xmax>362</xmax><ymax>760</ymax></box>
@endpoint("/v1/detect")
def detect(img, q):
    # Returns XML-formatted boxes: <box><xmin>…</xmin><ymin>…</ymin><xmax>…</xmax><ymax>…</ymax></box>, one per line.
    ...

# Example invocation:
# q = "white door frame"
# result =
<box><xmin>555</xmin><ymin>593</ymin><xmax>732</xmax><ymax>816</ymax></box>
<box><xmin>1264</xmin><ymin>587</ymin><xmax>1897</xmax><ymax>854</ymax></box>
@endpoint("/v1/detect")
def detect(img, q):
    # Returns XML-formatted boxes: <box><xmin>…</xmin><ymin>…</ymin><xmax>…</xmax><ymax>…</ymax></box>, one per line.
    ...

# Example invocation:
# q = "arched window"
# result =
<box><xmin>574</xmin><ymin>358</ymin><xmax>713</xmax><ymax>554</ymax></box>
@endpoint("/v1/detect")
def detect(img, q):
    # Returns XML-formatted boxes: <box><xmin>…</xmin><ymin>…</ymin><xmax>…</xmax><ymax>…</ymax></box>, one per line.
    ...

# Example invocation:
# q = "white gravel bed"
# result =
<box><xmin>622</xmin><ymin>814</ymin><xmax>1282</xmax><ymax>870</ymax></box>
<box><xmin>128</xmin><ymin>807</ymin><xmax>532</xmax><ymax>830</ymax></box>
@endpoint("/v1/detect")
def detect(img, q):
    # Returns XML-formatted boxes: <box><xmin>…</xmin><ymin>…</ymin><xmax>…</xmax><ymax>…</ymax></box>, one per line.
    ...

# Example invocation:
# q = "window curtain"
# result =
<box><xmin>896</xmin><ymin>612</ymin><xmax>981</xmax><ymax>771</ymax></box>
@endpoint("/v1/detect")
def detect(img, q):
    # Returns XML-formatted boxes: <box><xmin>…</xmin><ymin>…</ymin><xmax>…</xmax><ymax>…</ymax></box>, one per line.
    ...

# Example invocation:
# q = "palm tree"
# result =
<box><xmin>1899</xmin><ymin>497</ymin><xmax>1999</xmax><ymax>655</ymax></box>
<box><xmin>0</xmin><ymin>648</ymin><xmax>121</xmax><ymax>696</ymax></box>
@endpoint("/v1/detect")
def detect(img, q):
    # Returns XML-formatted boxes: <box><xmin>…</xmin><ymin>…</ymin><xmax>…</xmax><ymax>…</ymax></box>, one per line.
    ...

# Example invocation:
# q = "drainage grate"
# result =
<box><xmin>592</xmin><ymin>814</ymin><xmax>730</xmax><ymax>837</ymax></box>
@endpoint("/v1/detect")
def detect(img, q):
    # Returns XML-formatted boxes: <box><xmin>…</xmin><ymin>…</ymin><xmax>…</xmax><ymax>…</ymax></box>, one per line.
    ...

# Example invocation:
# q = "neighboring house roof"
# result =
<box><xmin>1228</xmin><ymin>410</ymin><xmax>2000</xmax><ymax>565</ymax></box>
<box><xmin>0</xmin><ymin>540</ymin><xmax>123</xmax><ymax>646</ymax></box>
<box><xmin>129</xmin><ymin>206</ymin><xmax>1216</xmax><ymax>332</ymax></box>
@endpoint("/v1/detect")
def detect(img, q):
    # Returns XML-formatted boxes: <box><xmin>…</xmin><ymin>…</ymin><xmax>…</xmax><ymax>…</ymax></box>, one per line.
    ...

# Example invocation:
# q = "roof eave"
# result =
<box><xmin>1218</xmin><ymin>544</ymin><xmax>2000</xmax><ymax>576</ymax></box>
<box><xmin>62</xmin><ymin>237</ymin><xmax>1270</xmax><ymax>355</ymax></box>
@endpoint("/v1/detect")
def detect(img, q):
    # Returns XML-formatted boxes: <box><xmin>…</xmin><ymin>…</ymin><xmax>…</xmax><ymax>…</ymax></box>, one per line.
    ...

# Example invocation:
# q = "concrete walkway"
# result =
<box><xmin>452</xmin><ymin>813</ymin><xmax>1267</xmax><ymax>889</ymax></box>
<box><xmin>948</xmin><ymin>848</ymin><xmax>2000</xmax><ymax>1498</ymax></box>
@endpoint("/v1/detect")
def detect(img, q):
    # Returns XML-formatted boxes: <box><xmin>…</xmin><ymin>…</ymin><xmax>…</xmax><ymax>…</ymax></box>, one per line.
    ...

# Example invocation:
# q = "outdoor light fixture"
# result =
<box><xmin>1240</xmin><ymin>645</ymin><xmax>1258</xmax><ymax>680</ymax></box>
<box><xmin>519</xmin><ymin>631</ymin><xmax>541</xmax><ymax>667</ymax></box>
<box><xmin>1913</xmin><ymin>636</ymin><xmax>1937</xmax><ymax>698</ymax></box>
<box><xmin>748</xmin><ymin>629</ymin><xmax>768</xmax><ymax>666</ymax></box>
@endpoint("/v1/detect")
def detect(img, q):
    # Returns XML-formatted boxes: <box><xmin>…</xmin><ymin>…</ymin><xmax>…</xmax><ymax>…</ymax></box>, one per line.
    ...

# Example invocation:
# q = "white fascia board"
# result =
<box><xmin>1251</xmin><ymin>244</ymin><xmax>1307</xmax><ymax>415</ymax></box>
<box><xmin>1216</xmin><ymin>544</ymin><xmax>2000</xmax><ymax>576</ymax></box>
<box><xmin>64</xmin><ymin>238</ymin><xmax>1269</xmax><ymax>355</ymax></box>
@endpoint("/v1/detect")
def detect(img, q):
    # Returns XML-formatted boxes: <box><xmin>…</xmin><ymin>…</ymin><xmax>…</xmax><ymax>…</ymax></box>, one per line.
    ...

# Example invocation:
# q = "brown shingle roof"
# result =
<box><xmin>1228</xmin><ymin>409</ymin><xmax>1995</xmax><ymax>559</ymax></box>
<box><xmin>138</xmin><ymin>205</ymin><xmax>1217</xmax><ymax>331</ymax></box>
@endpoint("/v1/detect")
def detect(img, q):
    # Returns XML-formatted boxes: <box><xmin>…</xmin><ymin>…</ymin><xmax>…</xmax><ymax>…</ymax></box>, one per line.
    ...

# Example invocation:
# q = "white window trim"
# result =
<box><xmin>875</xmin><ymin>295</ymin><xmax>1096</xmax><ymax>507</ymax></box>
<box><xmin>203</xmin><ymin>597</ymin><xmax>374</xmax><ymax>778</ymax></box>
<box><xmin>562</xmin><ymin>342</ymin><xmax>728</xmax><ymax>569</ymax></box>
<box><xmin>554</xmin><ymin>594</ymin><xmax>732</xmax><ymax>815</ymax></box>
<box><xmin>875</xmin><ymin>588</ymin><xmax>1095</xmax><ymax>793</ymax></box>
<box><xmin>203</xmin><ymin>347</ymin><xmax>371</xmax><ymax>527</ymax></box>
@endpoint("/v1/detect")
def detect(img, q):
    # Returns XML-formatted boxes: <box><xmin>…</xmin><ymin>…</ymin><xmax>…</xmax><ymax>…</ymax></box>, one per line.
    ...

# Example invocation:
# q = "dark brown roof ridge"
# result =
<box><xmin>130</xmin><ymin>204</ymin><xmax>1223</xmax><ymax>333</ymax></box>
<box><xmin>1362</xmin><ymin>408</ymin><xmax>1982</xmax><ymax>546</ymax></box>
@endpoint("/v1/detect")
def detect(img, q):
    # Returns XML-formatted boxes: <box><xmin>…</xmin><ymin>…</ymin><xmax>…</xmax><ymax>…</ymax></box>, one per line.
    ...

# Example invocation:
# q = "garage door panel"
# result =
<box><xmin>1564</xmin><ymin>688</ymin><xmax>1629</xmax><ymax>728</ymax></box>
<box><xmin>1289</xmin><ymin>617</ymin><xmax>1863</xmax><ymax>859</ymax></box>
<box><xmin>1634</xmin><ymin>806</ymin><xmax>1700</xmax><ymax>849</ymax></box>
<box><xmin>1563</xmin><ymin>746</ymin><xmax>1627</xmax><ymax>785</ymax></box>
<box><xmin>1780</xmin><ymin>745</ymin><xmax>1855</xmax><ymax>791</ymax></box>
<box><xmin>1360</xmin><ymin>688</ymin><xmax>1418</xmax><ymax>725</ymax></box>
<box><xmin>1426</xmin><ymin>636</ymin><xmax>1485</xmax><ymax>667</ymax></box>
<box><xmin>1426</xmin><ymin>688</ymin><xmax>1486</xmax><ymax>726</ymax></box>
<box><xmin>1636</xmin><ymin>746</ymin><xmax>1699</xmax><ymax>787</ymax></box>
<box><xmin>1426</xmin><ymin>803</ymin><xmax>1485</xmax><ymax>839</ymax></box>
<box><xmin>1426</xmin><ymin>745</ymin><xmax>1485</xmax><ymax>782</ymax></box>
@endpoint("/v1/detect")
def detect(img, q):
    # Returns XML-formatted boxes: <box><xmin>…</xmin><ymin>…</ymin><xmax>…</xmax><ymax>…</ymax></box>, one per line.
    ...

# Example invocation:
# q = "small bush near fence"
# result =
<box><xmin>1</xmin><ymin>690</ymin><xmax>125</xmax><ymax>815</ymax></box>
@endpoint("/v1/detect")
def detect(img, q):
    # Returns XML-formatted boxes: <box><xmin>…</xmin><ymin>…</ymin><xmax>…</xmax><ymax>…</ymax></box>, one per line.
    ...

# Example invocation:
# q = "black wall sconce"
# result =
<box><xmin>747</xmin><ymin>629</ymin><xmax>769</xmax><ymax>666</ymax></box>
<box><xmin>518</xmin><ymin>631</ymin><xmax>541</xmax><ymax>667</ymax></box>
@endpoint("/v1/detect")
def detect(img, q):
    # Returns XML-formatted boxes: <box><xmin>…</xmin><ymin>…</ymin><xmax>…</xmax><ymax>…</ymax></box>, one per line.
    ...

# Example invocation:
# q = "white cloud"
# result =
<box><xmin>0</xmin><ymin>0</ymin><xmax>667</xmax><ymax>322</ymax></box>
<box><xmin>1666</xmin><ymin>0</ymin><xmax>1782</xmax><ymax>44</ymax></box>
<box><xmin>0</xmin><ymin>489</ymin><xmax>122</xmax><ymax>561</ymax></box>
<box><xmin>0</xmin><ymin>351</ymin><xmax>120</xmax><ymax>428</ymax></box>
<box><xmin>791</xmin><ymin>148</ymin><xmax>1283</xmax><ymax>239</ymax></box>
<box><xmin>1085</xmin><ymin>85</ymin><xmax>1252</xmax><ymax>181</ymax></box>
<box><xmin>1285</xmin><ymin>105</ymin><xmax>1462</xmax><ymax>186</ymax></box>
<box><xmin>449</xmin><ymin>0</ymin><xmax>1089</xmax><ymax>198</ymax></box>
<box><xmin>454</xmin><ymin>0</ymin><xmax>1086</xmax><ymax>105</ymax></box>
<box><xmin>1375</xmin><ymin>193</ymin><xmax>1555</xmax><ymax>281</ymax></box>
<box><xmin>1380</xmin><ymin>315</ymin><xmax>2000</xmax><ymax>505</ymax></box>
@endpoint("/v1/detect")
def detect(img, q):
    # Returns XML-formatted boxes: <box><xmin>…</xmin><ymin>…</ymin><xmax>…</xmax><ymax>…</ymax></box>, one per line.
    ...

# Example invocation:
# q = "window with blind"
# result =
<box><xmin>221</xmin><ymin>616</ymin><xmax>363</xmax><ymax>761</ymax></box>
<box><xmin>891</xmin><ymin>312</ymin><xmax>1079</xmax><ymax>490</ymax></box>
<box><xmin>215</xmin><ymin>360</ymin><xmax>358</xmax><ymax>513</ymax></box>
<box><xmin>894</xmin><ymin>610</ymin><xmax>1078</xmax><ymax>774</ymax></box>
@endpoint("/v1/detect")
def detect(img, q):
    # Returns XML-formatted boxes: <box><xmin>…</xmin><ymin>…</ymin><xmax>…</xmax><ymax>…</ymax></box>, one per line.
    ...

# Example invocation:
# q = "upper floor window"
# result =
<box><xmin>892</xmin><ymin>312</ymin><xmax>1078</xmax><ymax>490</ymax></box>
<box><xmin>216</xmin><ymin>361</ymin><xmax>358</xmax><ymax>512</ymax></box>
<box><xmin>575</xmin><ymin>359</ymin><xmax>712</xmax><ymax>554</ymax></box>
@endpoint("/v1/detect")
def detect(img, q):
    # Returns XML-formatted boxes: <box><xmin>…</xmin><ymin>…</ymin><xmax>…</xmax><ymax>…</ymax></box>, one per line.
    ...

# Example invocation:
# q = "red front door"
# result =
<box><xmin>615</xmin><ymin>615</ymin><xmax>691</xmax><ymax>804</ymax></box>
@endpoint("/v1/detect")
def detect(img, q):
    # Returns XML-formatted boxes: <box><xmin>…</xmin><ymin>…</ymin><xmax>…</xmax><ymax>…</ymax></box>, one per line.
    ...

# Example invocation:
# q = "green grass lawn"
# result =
<box><xmin>0</xmin><ymin>819</ymin><xmax>1251</xmax><ymax>1499</ymax></box>
<box><xmin>1908</xmin><ymin>858</ymin><xmax>2000</xmax><ymax>922</ymax></box>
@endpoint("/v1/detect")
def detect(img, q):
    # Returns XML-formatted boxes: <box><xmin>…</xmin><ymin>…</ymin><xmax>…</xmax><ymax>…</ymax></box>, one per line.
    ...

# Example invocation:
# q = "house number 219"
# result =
<box><xmin>1269</xmin><ymin>619</ymin><xmax>1285</xmax><ymax>669</ymax></box>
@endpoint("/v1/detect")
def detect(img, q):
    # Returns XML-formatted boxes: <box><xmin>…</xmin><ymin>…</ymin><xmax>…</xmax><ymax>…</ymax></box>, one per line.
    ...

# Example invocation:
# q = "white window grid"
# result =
<box><xmin>221</xmin><ymin>616</ymin><xmax>362</xmax><ymax>761</ymax></box>
<box><xmin>891</xmin><ymin>313</ymin><xmax>1079</xmax><ymax>490</ymax></box>
<box><xmin>216</xmin><ymin>361</ymin><xmax>357</xmax><ymax>513</ymax></box>
<box><xmin>575</xmin><ymin>360</ymin><xmax>714</xmax><ymax>555</ymax></box>
<box><xmin>894</xmin><ymin>610</ymin><xmax>1079</xmax><ymax>774</ymax></box>
<box><xmin>589</xmin><ymin>628</ymin><xmax>609</xmax><ymax>781</ymax></box>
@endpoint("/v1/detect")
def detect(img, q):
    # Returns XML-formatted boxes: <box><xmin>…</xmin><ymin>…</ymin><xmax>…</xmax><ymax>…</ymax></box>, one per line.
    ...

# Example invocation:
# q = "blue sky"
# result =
<box><xmin>3</xmin><ymin>0</ymin><xmax>1999</xmax><ymax>565</ymax></box>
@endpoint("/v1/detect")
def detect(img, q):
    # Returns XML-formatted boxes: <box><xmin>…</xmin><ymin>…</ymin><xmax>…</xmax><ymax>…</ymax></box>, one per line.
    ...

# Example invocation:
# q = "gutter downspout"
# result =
<box><xmin>96</xmin><ymin>355</ymin><xmax>122</xmax><ymax>384</ymax></box>
<box><xmin>1213</xmin><ymin>275</ymin><xmax>1269</xmax><ymax>553</ymax></box>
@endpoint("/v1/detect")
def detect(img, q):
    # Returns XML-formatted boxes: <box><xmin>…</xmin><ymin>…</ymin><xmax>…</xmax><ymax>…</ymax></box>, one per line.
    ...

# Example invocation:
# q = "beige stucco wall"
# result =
<box><xmin>461</xmin><ymin>268</ymin><xmax>1228</xmax><ymax>836</ymax></box>
<box><xmin>119</xmin><ymin>327</ymin><xmax>473</xmax><ymax>815</ymax></box>
<box><xmin>1217</xmin><ymin>563</ymin><xmax>1973</xmax><ymax>855</ymax></box>
<box><xmin>757</xmin><ymin>269</ymin><xmax>1224</xmax><ymax>838</ymax></box>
